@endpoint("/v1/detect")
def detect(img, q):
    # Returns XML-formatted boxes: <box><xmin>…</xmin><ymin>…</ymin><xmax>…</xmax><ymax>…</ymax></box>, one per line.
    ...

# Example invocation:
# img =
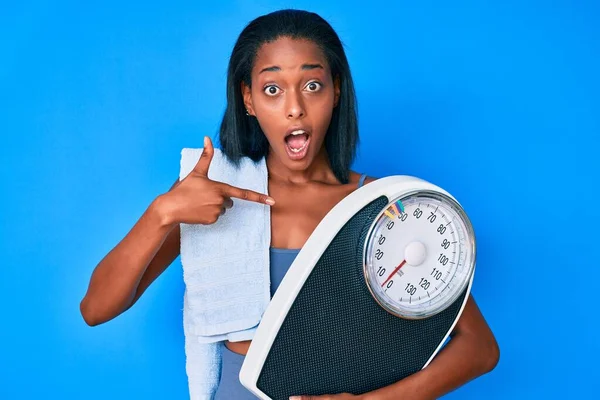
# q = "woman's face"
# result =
<box><xmin>243</xmin><ymin>36</ymin><xmax>340</xmax><ymax>171</ymax></box>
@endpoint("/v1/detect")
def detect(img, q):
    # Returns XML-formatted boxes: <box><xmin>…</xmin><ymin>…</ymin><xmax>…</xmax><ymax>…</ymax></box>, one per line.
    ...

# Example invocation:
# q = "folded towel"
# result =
<box><xmin>179</xmin><ymin>147</ymin><xmax>271</xmax><ymax>399</ymax></box>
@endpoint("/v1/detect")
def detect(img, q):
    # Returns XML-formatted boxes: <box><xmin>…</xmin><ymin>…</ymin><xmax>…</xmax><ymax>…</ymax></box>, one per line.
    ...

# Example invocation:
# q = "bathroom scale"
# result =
<box><xmin>239</xmin><ymin>176</ymin><xmax>476</xmax><ymax>399</ymax></box>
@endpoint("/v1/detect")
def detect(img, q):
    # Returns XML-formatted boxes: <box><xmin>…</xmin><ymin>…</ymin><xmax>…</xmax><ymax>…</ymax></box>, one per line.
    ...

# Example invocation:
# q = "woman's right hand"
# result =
<box><xmin>159</xmin><ymin>136</ymin><xmax>275</xmax><ymax>226</ymax></box>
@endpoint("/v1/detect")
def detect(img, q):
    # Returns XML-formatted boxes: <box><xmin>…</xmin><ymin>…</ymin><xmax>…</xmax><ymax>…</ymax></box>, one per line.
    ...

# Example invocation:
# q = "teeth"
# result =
<box><xmin>290</xmin><ymin>130</ymin><xmax>306</xmax><ymax>136</ymax></box>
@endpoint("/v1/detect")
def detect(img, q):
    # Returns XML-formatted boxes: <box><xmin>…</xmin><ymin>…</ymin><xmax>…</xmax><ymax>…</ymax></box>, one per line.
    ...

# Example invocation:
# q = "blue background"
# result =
<box><xmin>1</xmin><ymin>0</ymin><xmax>598</xmax><ymax>398</ymax></box>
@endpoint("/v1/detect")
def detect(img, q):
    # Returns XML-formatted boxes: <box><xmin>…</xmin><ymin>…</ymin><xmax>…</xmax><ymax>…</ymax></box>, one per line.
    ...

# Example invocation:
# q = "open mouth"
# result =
<box><xmin>284</xmin><ymin>129</ymin><xmax>311</xmax><ymax>160</ymax></box>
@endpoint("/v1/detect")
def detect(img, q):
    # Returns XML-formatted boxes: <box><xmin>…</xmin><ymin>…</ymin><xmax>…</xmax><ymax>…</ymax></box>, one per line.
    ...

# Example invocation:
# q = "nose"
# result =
<box><xmin>286</xmin><ymin>90</ymin><xmax>305</xmax><ymax>119</ymax></box>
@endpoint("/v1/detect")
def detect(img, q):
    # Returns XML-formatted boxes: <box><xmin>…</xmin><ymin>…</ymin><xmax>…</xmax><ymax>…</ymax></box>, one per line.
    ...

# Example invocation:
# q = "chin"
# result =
<box><xmin>283</xmin><ymin>154</ymin><xmax>314</xmax><ymax>169</ymax></box>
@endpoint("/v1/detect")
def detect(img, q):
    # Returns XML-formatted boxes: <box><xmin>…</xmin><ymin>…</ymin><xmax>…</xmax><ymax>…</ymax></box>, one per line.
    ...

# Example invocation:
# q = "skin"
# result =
<box><xmin>80</xmin><ymin>37</ymin><xmax>499</xmax><ymax>400</ymax></box>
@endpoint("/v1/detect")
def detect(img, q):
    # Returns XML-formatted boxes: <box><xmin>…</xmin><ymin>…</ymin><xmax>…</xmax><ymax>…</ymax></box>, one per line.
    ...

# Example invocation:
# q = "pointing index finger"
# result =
<box><xmin>220</xmin><ymin>183</ymin><xmax>275</xmax><ymax>205</ymax></box>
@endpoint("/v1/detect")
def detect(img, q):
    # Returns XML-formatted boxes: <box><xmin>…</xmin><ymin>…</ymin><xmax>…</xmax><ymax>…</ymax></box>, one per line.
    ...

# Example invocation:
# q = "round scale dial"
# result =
<box><xmin>363</xmin><ymin>191</ymin><xmax>475</xmax><ymax>319</ymax></box>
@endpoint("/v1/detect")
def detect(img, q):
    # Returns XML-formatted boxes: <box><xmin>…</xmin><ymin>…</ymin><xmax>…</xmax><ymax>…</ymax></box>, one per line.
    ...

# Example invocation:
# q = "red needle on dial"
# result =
<box><xmin>381</xmin><ymin>259</ymin><xmax>406</xmax><ymax>287</ymax></box>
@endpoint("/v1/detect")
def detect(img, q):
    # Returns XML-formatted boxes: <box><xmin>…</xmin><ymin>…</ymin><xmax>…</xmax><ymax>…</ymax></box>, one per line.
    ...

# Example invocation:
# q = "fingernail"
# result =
<box><xmin>289</xmin><ymin>397</ymin><xmax>301</xmax><ymax>400</ymax></box>
<box><xmin>265</xmin><ymin>197</ymin><xmax>275</xmax><ymax>206</ymax></box>
<box><xmin>203</xmin><ymin>136</ymin><xmax>208</xmax><ymax>147</ymax></box>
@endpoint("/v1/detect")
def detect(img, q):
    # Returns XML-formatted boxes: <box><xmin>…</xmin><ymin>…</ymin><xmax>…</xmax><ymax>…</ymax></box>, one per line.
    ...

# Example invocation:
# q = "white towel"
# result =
<box><xmin>179</xmin><ymin>147</ymin><xmax>271</xmax><ymax>399</ymax></box>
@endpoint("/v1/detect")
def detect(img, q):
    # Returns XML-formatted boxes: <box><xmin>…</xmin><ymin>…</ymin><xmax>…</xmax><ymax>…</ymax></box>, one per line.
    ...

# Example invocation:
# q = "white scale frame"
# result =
<box><xmin>240</xmin><ymin>176</ymin><xmax>476</xmax><ymax>399</ymax></box>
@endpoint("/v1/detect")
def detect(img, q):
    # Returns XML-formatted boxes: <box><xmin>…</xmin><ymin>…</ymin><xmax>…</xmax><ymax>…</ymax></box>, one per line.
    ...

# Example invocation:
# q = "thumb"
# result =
<box><xmin>193</xmin><ymin>136</ymin><xmax>214</xmax><ymax>176</ymax></box>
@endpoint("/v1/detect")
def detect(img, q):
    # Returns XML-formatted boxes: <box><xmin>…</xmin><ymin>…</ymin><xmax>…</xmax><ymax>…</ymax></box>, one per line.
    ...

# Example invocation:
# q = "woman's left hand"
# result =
<box><xmin>289</xmin><ymin>394</ymin><xmax>363</xmax><ymax>400</ymax></box>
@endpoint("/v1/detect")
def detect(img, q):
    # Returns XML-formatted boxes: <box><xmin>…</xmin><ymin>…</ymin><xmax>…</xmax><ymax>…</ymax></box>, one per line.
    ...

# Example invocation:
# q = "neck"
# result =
<box><xmin>266</xmin><ymin>145</ymin><xmax>338</xmax><ymax>185</ymax></box>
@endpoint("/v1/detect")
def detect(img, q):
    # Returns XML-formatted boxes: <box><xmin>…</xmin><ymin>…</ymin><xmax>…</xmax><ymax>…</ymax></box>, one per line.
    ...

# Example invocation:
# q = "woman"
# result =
<box><xmin>80</xmin><ymin>9</ymin><xmax>499</xmax><ymax>399</ymax></box>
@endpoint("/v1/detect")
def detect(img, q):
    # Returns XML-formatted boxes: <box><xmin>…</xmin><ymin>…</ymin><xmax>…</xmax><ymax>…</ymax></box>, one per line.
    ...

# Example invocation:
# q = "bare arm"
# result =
<box><xmin>79</xmin><ymin>181</ymin><xmax>180</xmax><ymax>326</ymax></box>
<box><xmin>80</xmin><ymin>138</ymin><xmax>275</xmax><ymax>327</ymax></box>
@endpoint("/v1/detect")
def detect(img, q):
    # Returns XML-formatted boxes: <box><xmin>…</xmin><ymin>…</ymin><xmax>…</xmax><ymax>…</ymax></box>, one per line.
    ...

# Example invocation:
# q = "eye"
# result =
<box><xmin>264</xmin><ymin>85</ymin><xmax>281</xmax><ymax>96</ymax></box>
<box><xmin>305</xmin><ymin>81</ymin><xmax>322</xmax><ymax>92</ymax></box>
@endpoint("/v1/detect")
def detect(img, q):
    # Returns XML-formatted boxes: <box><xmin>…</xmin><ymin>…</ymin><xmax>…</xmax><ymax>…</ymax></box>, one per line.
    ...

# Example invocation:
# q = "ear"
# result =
<box><xmin>333</xmin><ymin>75</ymin><xmax>341</xmax><ymax>107</ymax></box>
<box><xmin>241</xmin><ymin>81</ymin><xmax>255</xmax><ymax>116</ymax></box>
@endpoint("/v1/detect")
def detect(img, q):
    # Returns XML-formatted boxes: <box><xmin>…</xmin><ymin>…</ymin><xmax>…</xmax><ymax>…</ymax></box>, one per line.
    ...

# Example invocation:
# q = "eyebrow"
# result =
<box><xmin>259</xmin><ymin>63</ymin><xmax>324</xmax><ymax>74</ymax></box>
